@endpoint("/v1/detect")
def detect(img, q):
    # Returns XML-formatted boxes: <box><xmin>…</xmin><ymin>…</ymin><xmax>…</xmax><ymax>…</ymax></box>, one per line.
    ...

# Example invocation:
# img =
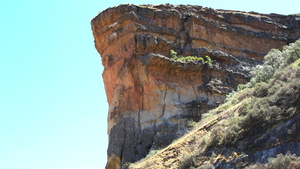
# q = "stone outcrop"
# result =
<box><xmin>91</xmin><ymin>4</ymin><xmax>300</xmax><ymax>168</ymax></box>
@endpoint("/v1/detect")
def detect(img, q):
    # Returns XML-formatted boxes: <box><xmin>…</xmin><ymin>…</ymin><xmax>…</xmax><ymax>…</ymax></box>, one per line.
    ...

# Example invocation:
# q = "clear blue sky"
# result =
<box><xmin>0</xmin><ymin>0</ymin><xmax>298</xmax><ymax>169</ymax></box>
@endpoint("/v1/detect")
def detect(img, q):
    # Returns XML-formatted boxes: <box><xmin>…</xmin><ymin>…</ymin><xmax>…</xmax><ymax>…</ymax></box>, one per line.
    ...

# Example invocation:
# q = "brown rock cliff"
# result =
<box><xmin>91</xmin><ymin>4</ymin><xmax>300</xmax><ymax>169</ymax></box>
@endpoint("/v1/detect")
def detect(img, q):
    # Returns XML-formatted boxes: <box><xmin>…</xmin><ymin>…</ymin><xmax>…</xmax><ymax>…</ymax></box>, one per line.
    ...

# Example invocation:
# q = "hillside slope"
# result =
<box><xmin>128</xmin><ymin>39</ymin><xmax>300</xmax><ymax>169</ymax></box>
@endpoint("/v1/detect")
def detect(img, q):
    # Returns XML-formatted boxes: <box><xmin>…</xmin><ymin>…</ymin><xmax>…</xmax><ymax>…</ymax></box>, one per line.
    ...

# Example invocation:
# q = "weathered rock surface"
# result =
<box><xmin>212</xmin><ymin>113</ymin><xmax>300</xmax><ymax>169</ymax></box>
<box><xmin>91</xmin><ymin>4</ymin><xmax>300</xmax><ymax>168</ymax></box>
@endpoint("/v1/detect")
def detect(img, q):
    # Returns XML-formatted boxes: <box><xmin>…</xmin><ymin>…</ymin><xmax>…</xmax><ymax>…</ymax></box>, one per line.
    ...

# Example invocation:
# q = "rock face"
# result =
<box><xmin>91</xmin><ymin>4</ymin><xmax>300</xmax><ymax>169</ymax></box>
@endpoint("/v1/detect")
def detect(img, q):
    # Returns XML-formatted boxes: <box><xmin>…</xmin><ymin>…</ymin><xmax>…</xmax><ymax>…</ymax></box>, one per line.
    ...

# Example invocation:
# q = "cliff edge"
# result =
<box><xmin>91</xmin><ymin>4</ymin><xmax>300</xmax><ymax>169</ymax></box>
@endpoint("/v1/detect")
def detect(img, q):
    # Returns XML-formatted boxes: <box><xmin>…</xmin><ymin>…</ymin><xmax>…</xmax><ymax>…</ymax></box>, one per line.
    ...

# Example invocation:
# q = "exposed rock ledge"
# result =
<box><xmin>91</xmin><ymin>4</ymin><xmax>300</xmax><ymax>169</ymax></box>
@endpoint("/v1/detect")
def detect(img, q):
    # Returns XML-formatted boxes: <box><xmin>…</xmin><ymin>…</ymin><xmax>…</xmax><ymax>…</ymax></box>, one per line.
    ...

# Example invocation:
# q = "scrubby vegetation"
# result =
<box><xmin>238</xmin><ymin>40</ymin><xmax>300</xmax><ymax>90</ymax></box>
<box><xmin>187</xmin><ymin>120</ymin><xmax>197</xmax><ymax>130</ymax></box>
<box><xmin>146</xmin><ymin>149</ymin><xmax>159</xmax><ymax>159</ymax></box>
<box><xmin>176</xmin><ymin>39</ymin><xmax>300</xmax><ymax>168</ymax></box>
<box><xmin>246</xmin><ymin>153</ymin><xmax>300</xmax><ymax>169</ymax></box>
<box><xmin>170</xmin><ymin>50</ymin><xmax>212</xmax><ymax>66</ymax></box>
<box><xmin>122</xmin><ymin>162</ymin><xmax>131</xmax><ymax>169</ymax></box>
<box><xmin>129</xmin><ymin>40</ymin><xmax>300</xmax><ymax>169</ymax></box>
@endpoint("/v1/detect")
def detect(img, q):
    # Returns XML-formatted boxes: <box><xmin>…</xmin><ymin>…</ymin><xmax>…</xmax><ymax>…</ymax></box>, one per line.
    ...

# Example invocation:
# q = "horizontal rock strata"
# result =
<box><xmin>91</xmin><ymin>4</ymin><xmax>300</xmax><ymax>169</ymax></box>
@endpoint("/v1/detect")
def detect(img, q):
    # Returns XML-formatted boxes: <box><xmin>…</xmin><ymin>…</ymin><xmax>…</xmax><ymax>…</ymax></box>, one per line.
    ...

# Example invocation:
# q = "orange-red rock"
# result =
<box><xmin>91</xmin><ymin>4</ymin><xmax>300</xmax><ymax>169</ymax></box>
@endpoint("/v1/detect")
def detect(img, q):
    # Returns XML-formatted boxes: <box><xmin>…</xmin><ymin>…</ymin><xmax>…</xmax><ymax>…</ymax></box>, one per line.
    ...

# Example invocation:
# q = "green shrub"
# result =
<box><xmin>204</xmin><ymin>56</ymin><xmax>212</xmax><ymax>66</ymax></box>
<box><xmin>264</xmin><ymin>49</ymin><xmax>283</xmax><ymax>69</ymax></box>
<box><xmin>170</xmin><ymin>50</ymin><xmax>178</xmax><ymax>59</ymax></box>
<box><xmin>179</xmin><ymin>153</ymin><xmax>197</xmax><ymax>169</ymax></box>
<box><xmin>250</xmin><ymin>64</ymin><xmax>274</xmax><ymax>84</ymax></box>
<box><xmin>169</xmin><ymin>50</ymin><xmax>213</xmax><ymax>66</ymax></box>
<box><xmin>122</xmin><ymin>162</ymin><xmax>131</xmax><ymax>169</ymax></box>
<box><xmin>246</xmin><ymin>39</ymin><xmax>300</xmax><ymax>88</ymax></box>
<box><xmin>219</xmin><ymin>124</ymin><xmax>239</xmax><ymax>146</ymax></box>
<box><xmin>146</xmin><ymin>149</ymin><xmax>159</xmax><ymax>159</ymax></box>
<box><xmin>177</xmin><ymin>56</ymin><xmax>205</xmax><ymax>62</ymax></box>
<box><xmin>187</xmin><ymin>120</ymin><xmax>197</xmax><ymax>130</ymax></box>
<box><xmin>253</xmin><ymin>82</ymin><xmax>269</xmax><ymax>97</ymax></box>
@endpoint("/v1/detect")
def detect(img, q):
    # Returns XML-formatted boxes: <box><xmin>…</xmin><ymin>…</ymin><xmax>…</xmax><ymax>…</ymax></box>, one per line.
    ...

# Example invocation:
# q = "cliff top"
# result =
<box><xmin>92</xmin><ymin>4</ymin><xmax>300</xmax><ymax>29</ymax></box>
<box><xmin>93</xmin><ymin>3</ymin><xmax>298</xmax><ymax>20</ymax></box>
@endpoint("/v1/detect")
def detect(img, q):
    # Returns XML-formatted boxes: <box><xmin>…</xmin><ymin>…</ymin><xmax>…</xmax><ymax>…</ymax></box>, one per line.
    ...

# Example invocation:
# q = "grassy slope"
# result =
<box><xmin>128</xmin><ymin>40</ymin><xmax>300</xmax><ymax>169</ymax></box>
<box><xmin>129</xmin><ymin>100</ymin><xmax>250</xmax><ymax>168</ymax></box>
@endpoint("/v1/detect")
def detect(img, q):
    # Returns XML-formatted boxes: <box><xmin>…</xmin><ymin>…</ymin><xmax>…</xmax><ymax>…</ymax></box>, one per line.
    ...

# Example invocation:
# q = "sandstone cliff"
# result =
<box><xmin>91</xmin><ymin>4</ymin><xmax>300</xmax><ymax>169</ymax></box>
<box><xmin>128</xmin><ymin>39</ymin><xmax>300</xmax><ymax>169</ymax></box>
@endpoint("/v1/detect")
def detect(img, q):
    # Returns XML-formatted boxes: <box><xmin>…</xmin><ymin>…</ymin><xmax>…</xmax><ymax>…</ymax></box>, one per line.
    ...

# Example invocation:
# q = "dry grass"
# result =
<box><xmin>129</xmin><ymin>100</ymin><xmax>248</xmax><ymax>169</ymax></box>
